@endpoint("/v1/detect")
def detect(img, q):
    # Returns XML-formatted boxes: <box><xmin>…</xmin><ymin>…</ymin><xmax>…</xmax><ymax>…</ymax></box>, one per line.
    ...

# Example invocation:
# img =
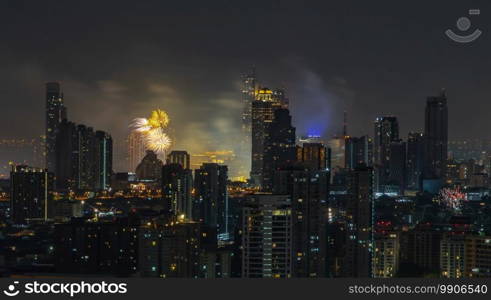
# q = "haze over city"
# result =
<box><xmin>2</xmin><ymin>0</ymin><xmax>491</xmax><ymax>176</ymax></box>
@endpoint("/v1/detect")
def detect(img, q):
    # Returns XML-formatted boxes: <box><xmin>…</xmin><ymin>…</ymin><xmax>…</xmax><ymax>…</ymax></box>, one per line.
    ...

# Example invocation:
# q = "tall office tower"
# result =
<box><xmin>424</xmin><ymin>90</ymin><xmax>448</xmax><ymax>180</ymax></box>
<box><xmin>94</xmin><ymin>131</ymin><xmax>113</xmax><ymax>190</ymax></box>
<box><xmin>241</xmin><ymin>69</ymin><xmax>256</xmax><ymax>144</ymax></box>
<box><xmin>296</xmin><ymin>143</ymin><xmax>329</xmax><ymax>171</ymax></box>
<box><xmin>55</xmin><ymin>119</ymin><xmax>77</xmax><ymax>190</ymax></box>
<box><xmin>10</xmin><ymin>165</ymin><xmax>54</xmax><ymax>224</ymax></box>
<box><xmin>54</xmin><ymin>216</ymin><xmax>139</xmax><ymax>276</ymax></box>
<box><xmin>167</xmin><ymin>150</ymin><xmax>191</xmax><ymax>169</ymax></box>
<box><xmin>465</xmin><ymin>235</ymin><xmax>491</xmax><ymax>277</ymax></box>
<box><xmin>242</xmin><ymin>194</ymin><xmax>293</xmax><ymax>278</ymax></box>
<box><xmin>272</xmin><ymin>88</ymin><xmax>289</xmax><ymax>109</ymax></box>
<box><xmin>262</xmin><ymin>108</ymin><xmax>296</xmax><ymax>192</ymax></box>
<box><xmin>440</xmin><ymin>234</ymin><xmax>465</xmax><ymax>278</ymax></box>
<box><xmin>388</xmin><ymin>139</ymin><xmax>406</xmax><ymax>194</ymax></box>
<box><xmin>136</xmin><ymin>150</ymin><xmax>163</xmax><ymax>181</ymax></box>
<box><xmin>343</xmin><ymin>166</ymin><xmax>374</xmax><ymax>277</ymax></box>
<box><xmin>76</xmin><ymin>124</ymin><xmax>96</xmax><ymax>190</ymax></box>
<box><xmin>373</xmin><ymin>116</ymin><xmax>399</xmax><ymax>192</ymax></box>
<box><xmin>406</xmin><ymin>132</ymin><xmax>425</xmax><ymax>191</ymax></box>
<box><xmin>373</xmin><ymin>233</ymin><xmax>400</xmax><ymax>278</ymax></box>
<box><xmin>194</xmin><ymin>163</ymin><xmax>229</xmax><ymax>239</ymax></box>
<box><xmin>345</xmin><ymin>135</ymin><xmax>373</xmax><ymax>170</ymax></box>
<box><xmin>251</xmin><ymin>88</ymin><xmax>282</xmax><ymax>187</ymax></box>
<box><xmin>162</xmin><ymin>163</ymin><xmax>193</xmax><ymax>219</ymax></box>
<box><xmin>127</xmin><ymin>131</ymin><xmax>147</xmax><ymax>173</ymax></box>
<box><xmin>45</xmin><ymin>82</ymin><xmax>67</xmax><ymax>172</ymax></box>
<box><xmin>274</xmin><ymin>166</ymin><xmax>330</xmax><ymax>277</ymax></box>
<box><xmin>240</xmin><ymin>69</ymin><xmax>256</xmax><ymax>179</ymax></box>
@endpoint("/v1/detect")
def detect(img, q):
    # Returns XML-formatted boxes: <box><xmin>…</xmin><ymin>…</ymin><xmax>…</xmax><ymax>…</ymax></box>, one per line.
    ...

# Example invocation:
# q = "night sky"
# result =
<box><xmin>1</xmin><ymin>0</ymin><xmax>490</xmax><ymax>175</ymax></box>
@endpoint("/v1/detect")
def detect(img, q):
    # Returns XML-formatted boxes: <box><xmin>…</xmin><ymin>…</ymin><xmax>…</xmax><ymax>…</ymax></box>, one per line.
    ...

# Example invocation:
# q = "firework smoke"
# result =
<box><xmin>130</xmin><ymin>109</ymin><xmax>172</xmax><ymax>154</ymax></box>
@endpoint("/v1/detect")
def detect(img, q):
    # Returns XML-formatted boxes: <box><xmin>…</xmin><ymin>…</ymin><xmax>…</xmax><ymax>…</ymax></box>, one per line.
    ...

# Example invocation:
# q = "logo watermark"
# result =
<box><xmin>445</xmin><ymin>9</ymin><xmax>482</xmax><ymax>43</ymax></box>
<box><xmin>3</xmin><ymin>281</ymin><xmax>20</xmax><ymax>297</ymax></box>
<box><xmin>2</xmin><ymin>281</ymin><xmax>128</xmax><ymax>297</ymax></box>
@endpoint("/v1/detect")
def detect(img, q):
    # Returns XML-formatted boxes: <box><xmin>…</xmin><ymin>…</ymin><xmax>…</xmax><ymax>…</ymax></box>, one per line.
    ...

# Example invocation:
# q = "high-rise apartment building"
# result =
<box><xmin>374</xmin><ymin>116</ymin><xmax>399</xmax><ymax>192</ymax></box>
<box><xmin>242</xmin><ymin>194</ymin><xmax>292</xmax><ymax>278</ymax></box>
<box><xmin>424</xmin><ymin>90</ymin><xmax>448</xmax><ymax>180</ymax></box>
<box><xmin>56</xmin><ymin>120</ymin><xmax>113</xmax><ymax>191</ymax></box>
<box><xmin>440</xmin><ymin>234</ymin><xmax>465</xmax><ymax>278</ymax></box>
<box><xmin>345</xmin><ymin>135</ymin><xmax>373</xmax><ymax>170</ymax></box>
<box><xmin>128</xmin><ymin>131</ymin><xmax>147</xmax><ymax>173</ymax></box>
<box><xmin>274</xmin><ymin>166</ymin><xmax>330</xmax><ymax>277</ymax></box>
<box><xmin>406</xmin><ymin>132</ymin><xmax>425</xmax><ymax>191</ymax></box>
<box><xmin>10</xmin><ymin>165</ymin><xmax>54</xmax><ymax>224</ymax></box>
<box><xmin>162</xmin><ymin>163</ymin><xmax>193</xmax><ymax>219</ymax></box>
<box><xmin>262</xmin><ymin>108</ymin><xmax>296</xmax><ymax>192</ymax></box>
<box><xmin>373</xmin><ymin>233</ymin><xmax>400</xmax><ymax>278</ymax></box>
<box><xmin>194</xmin><ymin>163</ymin><xmax>228</xmax><ymax>239</ymax></box>
<box><xmin>343</xmin><ymin>166</ymin><xmax>374</xmax><ymax>277</ymax></box>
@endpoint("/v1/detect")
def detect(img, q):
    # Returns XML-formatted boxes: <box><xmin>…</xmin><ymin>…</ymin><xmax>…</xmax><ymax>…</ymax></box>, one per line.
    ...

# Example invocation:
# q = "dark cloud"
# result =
<box><xmin>1</xmin><ymin>0</ymin><xmax>491</xmax><ymax>176</ymax></box>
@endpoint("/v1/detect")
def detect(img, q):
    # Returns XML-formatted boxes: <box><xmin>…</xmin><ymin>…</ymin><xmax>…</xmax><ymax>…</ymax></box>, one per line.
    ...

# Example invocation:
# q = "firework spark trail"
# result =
<box><xmin>439</xmin><ymin>187</ymin><xmax>467</xmax><ymax>212</ymax></box>
<box><xmin>130</xmin><ymin>109</ymin><xmax>172</xmax><ymax>154</ymax></box>
<box><xmin>130</xmin><ymin>118</ymin><xmax>151</xmax><ymax>132</ymax></box>
<box><xmin>146</xmin><ymin>128</ymin><xmax>171</xmax><ymax>153</ymax></box>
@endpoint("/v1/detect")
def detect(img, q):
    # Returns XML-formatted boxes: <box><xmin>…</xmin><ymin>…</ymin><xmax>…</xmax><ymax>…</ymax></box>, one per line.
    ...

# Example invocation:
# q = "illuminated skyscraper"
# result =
<box><xmin>75</xmin><ymin>124</ymin><xmax>96</xmax><ymax>190</ymax></box>
<box><xmin>128</xmin><ymin>131</ymin><xmax>147</xmax><ymax>173</ymax></box>
<box><xmin>45</xmin><ymin>82</ymin><xmax>66</xmax><ymax>172</ymax></box>
<box><xmin>345</xmin><ymin>135</ymin><xmax>373</xmax><ymax>170</ymax></box>
<box><xmin>162</xmin><ymin>163</ymin><xmax>193</xmax><ymax>219</ymax></box>
<box><xmin>465</xmin><ymin>235</ymin><xmax>491</xmax><ymax>277</ymax></box>
<box><xmin>242</xmin><ymin>194</ymin><xmax>293</xmax><ymax>278</ymax></box>
<box><xmin>373</xmin><ymin>116</ymin><xmax>399</xmax><ymax>192</ymax></box>
<box><xmin>440</xmin><ymin>234</ymin><xmax>465</xmax><ymax>278</ymax></box>
<box><xmin>94</xmin><ymin>131</ymin><xmax>113</xmax><ymax>191</ymax></box>
<box><xmin>274</xmin><ymin>166</ymin><xmax>330</xmax><ymax>277</ymax></box>
<box><xmin>241</xmin><ymin>69</ymin><xmax>256</xmax><ymax>138</ymax></box>
<box><xmin>55</xmin><ymin>217</ymin><xmax>139</xmax><ymax>276</ymax></box>
<box><xmin>272</xmin><ymin>88</ymin><xmax>289</xmax><ymax>109</ymax></box>
<box><xmin>251</xmin><ymin>87</ymin><xmax>282</xmax><ymax>187</ymax></box>
<box><xmin>373</xmin><ymin>233</ymin><xmax>400</xmax><ymax>278</ymax></box>
<box><xmin>138</xmin><ymin>220</ymin><xmax>203</xmax><ymax>278</ymax></box>
<box><xmin>262</xmin><ymin>108</ymin><xmax>296</xmax><ymax>192</ymax></box>
<box><xmin>406</xmin><ymin>132</ymin><xmax>425</xmax><ymax>191</ymax></box>
<box><xmin>296</xmin><ymin>143</ymin><xmax>329</xmax><ymax>171</ymax></box>
<box><xmin>251</xmin><ymin>88</ymin><xmax>273</xmax><ymax>185</ymax></box>
<box><xmin>240</xmin><ymin>69</ymin><xmax>256</xmax><ymax>179</ymax></box>
<box><xmin>343</xmin><ymin>166</ymin><xmax>374</xmax><ymax>277</ymax></box>
<box><xmin>424</xmin><ymin>90</ymin><xmax>448</xmax><ymax>180</ymax></box>
<box><xmin>194</xmin><ymin>163</ymin><xmax>229</xmax><ymax>238</ymax></box>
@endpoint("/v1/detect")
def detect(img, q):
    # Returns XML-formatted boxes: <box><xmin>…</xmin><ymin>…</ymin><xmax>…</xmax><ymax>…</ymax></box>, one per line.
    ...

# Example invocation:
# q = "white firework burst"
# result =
<box><xmin>145</xmin><ymin>128</ymin><xmax>171</xmax><ymax>153</ymax></box>
<box><xmin>130</xmin><ymin>118</ymin><xmax>152</xmax><ymax>132</ymax></box>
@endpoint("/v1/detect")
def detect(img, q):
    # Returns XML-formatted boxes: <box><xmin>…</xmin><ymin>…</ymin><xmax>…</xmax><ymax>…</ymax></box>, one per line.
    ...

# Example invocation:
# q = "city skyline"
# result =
<box><xmin>2</xmin><ymin>0</ymin><xmax>491</xmax><ymax>283</ymax></box>
<box><xmin>2</xmin><ymin>1</ymin><xmax>491</xmax><ymax>175</ymax></box>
